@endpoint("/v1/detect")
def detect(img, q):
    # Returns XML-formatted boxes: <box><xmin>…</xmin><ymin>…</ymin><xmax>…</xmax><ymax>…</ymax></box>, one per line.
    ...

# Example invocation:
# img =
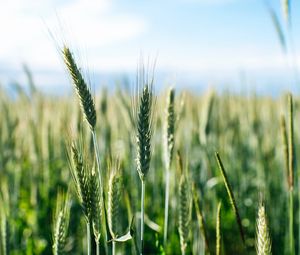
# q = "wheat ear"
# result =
<box><xmin>135</xmin><ymin>78</ymin><xmax>154</xmax><ymax>181</ymax></box>
<box><xmin>69</xmin><ymin>144</ymin><xmax>91</xmax><ymax>221</ymax></box>
<box><xmin>52</xmin><ymin>192</ymin><xmax>70</xmax><ymax>255</ymax></box>
<box><xmin>107</xmin><ymin>162</ymin><xmax>122</xmax><ymax>255</ymax></box>
<box><xmin>256</xmin><ymin>204</ymin><xmax>272</xmax><ymax>255</ymax></box>
<box><xmin>177</xmin><ymin>152</ymin><xmax>190</xmax><ymax>255</ymax></box>
<box><xmin>163</xmin><ymin>87</ymin><xmax>175</xmax><ymax>245</ymax></box>
<box><xmin>62</xmin><ymin>46</ymin><xmax>96</xmax><ymax>130</ymax></box>
<box><xmin>90</xmin><ymin>166</ymin><xmax>102</xmax><ymax>247</ymax></box>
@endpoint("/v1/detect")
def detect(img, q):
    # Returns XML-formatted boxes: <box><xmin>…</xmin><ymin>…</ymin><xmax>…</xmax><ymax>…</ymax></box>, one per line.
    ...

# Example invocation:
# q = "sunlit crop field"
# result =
<box><xmin>0</xmin><ymin>46</ymin><xmax>298</xmax><ymax>255</ymax></box>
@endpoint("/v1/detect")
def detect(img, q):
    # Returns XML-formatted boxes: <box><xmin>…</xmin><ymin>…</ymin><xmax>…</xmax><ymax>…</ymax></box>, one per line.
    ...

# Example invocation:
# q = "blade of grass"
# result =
<box><xmin>215</xmin><ymin>152</ymin><xmax>245</xmax><ymax>244</ymax></box>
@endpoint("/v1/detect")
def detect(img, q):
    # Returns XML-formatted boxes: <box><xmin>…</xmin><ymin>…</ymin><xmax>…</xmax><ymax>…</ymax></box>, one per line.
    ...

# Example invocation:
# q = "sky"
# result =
<box><xmin>0</xmin><ymin>0</ymin><xmax>300</xmax><ymax>94</ymax></box>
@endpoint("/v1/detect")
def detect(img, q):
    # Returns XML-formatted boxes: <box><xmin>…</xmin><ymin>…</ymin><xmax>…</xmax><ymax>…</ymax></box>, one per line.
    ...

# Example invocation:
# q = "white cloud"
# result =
<box><xmin>0</xmin><ymin>0</ymin><xmax>146</xmax><ymax>70</ymax></box>
<box><xmin>54</xmin><ymin>1</ymin><xmax>145</xmax><ymax>48</ymax></box>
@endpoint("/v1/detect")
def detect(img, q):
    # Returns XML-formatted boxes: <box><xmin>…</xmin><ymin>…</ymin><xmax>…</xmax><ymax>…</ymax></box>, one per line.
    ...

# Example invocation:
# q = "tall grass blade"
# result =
<box><xmin>215</xmin><ymin>152</ymin><xmax>245</xmax><ymax>244</ymax></box>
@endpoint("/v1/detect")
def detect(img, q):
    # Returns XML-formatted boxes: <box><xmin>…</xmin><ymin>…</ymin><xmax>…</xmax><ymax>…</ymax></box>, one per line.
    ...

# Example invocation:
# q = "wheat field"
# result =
<box><xmin>0</xmin><ymin>45</ymin><xmax>298</xmax><ymax>255</ymax></box>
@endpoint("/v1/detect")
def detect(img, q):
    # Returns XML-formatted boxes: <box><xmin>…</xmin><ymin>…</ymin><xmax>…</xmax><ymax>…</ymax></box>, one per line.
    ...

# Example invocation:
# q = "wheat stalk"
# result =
<box><xmin>63</xmin><ymin>46</ymin><xmax>106</xmax><ymax>253</ymax></box>
<box><xmin>288</xmin><ymin>94</ymin><xmax>295</xmax><ymax>190</ymax></box>
<box><xmin>216</xmin><ymin>202</ymin><xmax>222</xmax><ymax>255</ymax></box>
<box><xmin>134</xmin><ymin>62</ymin><xmax>155</xmax><ymax>255</ymax></box>
<box><xmin>287</xmin><ymin>93</ymin><xmax>295</xmax><ymax>255</ymax></box>
<box><xmin>280</xmin><ymin>115</ymin><xmax>289</xmax><ymax>187</ymax></box>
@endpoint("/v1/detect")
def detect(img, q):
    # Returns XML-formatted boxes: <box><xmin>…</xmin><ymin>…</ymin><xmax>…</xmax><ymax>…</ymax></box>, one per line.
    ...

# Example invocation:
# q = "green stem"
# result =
<box><xmin>86</xmin><ymin>222</ymin><xmax>91</xmax><ymax>255</ymax></box>
<box><xmin>112</xmin><ymin>241</ymin><xmax>116</xmax><ymax>255</ymax></box>
<box><xmin>96</xmin><ymin>240</ymin><xmax>100</xmax><ymax>255</ymax></box>
<box><xmin>289</xmin><ymin>189</ymin><xmax>295</xmax><ymax>255</ymax></box>
<box><xmin>216</xmin><ymin>203</ymin><xmax>222</xmax><ymax>255</ymax></box>
<box><xmin>141</xmin><ymin>180</ymin><xmax>145</xmax><ymax>255</ymax></box>
<box><xmin>163</xmin><ymin>168</ymin><xmax>170</xmax><ymax>245</ymax></box>
<box><xmin>92</xmin><ymin>131</ymin><xmax>108</xmax><ymax>253</ymax></box>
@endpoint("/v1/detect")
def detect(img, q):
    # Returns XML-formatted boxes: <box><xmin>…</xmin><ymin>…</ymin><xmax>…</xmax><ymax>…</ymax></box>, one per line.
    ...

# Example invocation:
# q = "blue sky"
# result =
<box><xmin>0</xmin><ymin>0</ymin><xmax>299</xmax><ymax>93</ymax></box>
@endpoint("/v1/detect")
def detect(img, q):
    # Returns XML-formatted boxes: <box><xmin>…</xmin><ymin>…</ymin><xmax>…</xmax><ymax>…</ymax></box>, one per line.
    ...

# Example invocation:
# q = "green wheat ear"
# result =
<box><xmin>164</xmin><ymin>87</ymin><xmax>175</xmax><ymax>169</ymax></box>
<box><xmin>69</xmin><ymin>143</ymin><xmax>91</xmax><ymax>221</ymax></box>
<box><xmin>52</xmin><ymin>192</ymin><xmax>70</xmax><ymax>255</ymax></box>
<box><xmin>135</xmin><ymin>67</ymin><xmax>154</xmax><ymax>181</ymax></box>
<box><xmin>62</xmin><ymin>46</ymin><xmax>96</xmax><ymax>130</ymax></box>
<box><xmin>177</xmin><ymin>152</ymin><xmax>190</xmax><ymax>255</ymax></box>
<box><xmin>256</xmin><ymin>203</ymin><xmax>272</xmax><ymax>255</ymax></box>
<box><xmin>215</xmin><ymin>152</ymin><xmax>245</xmax><ymax>244</ymax></box>
<box><xmin>90</xmin><ymin>165</ymin><xmax>102</xmax><ymax>243</ymax></box>
<box><xmin>107</xmin><ymin>161</ymin><xmax>122</xmax><ymax>239</ymax></box>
